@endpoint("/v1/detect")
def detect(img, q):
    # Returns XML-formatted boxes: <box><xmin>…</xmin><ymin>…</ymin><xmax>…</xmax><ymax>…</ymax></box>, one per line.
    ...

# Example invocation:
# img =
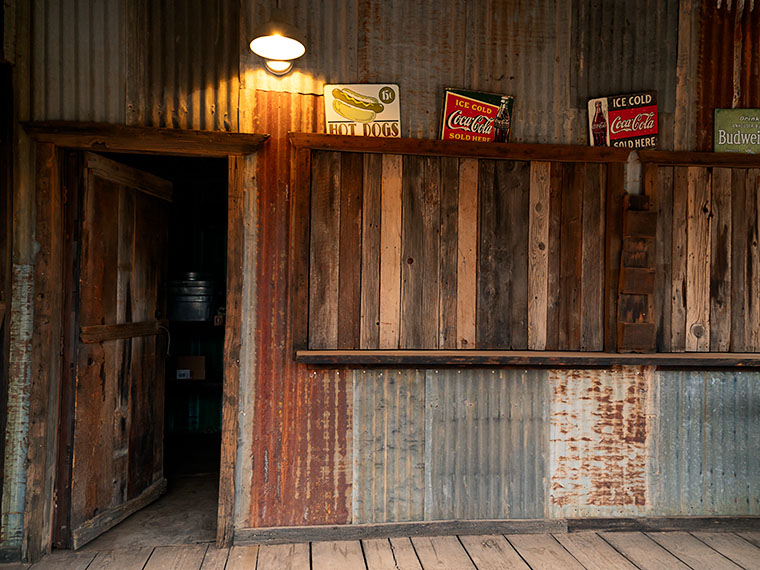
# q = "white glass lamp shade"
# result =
<box><xmin>249</xmin><ymin>33</ymin><xmax>305</xmax><ymax>61</ymax></box>
<box><xmin>249</xmin><ymin>13</ymin><xmax>305</xmax><ymax>75</ymax></box>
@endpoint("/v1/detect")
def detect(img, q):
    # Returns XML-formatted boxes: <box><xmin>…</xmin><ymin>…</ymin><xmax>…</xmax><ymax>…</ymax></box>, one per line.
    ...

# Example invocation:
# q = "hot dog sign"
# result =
<box><xmin>324</xmin><ymin>84</ymin><xmax>401</xmax><ymax>138</ymax></box>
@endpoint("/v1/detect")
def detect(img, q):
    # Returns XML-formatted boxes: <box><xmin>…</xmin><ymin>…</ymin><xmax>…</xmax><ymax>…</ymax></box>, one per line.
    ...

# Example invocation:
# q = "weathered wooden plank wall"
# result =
<box><xmin>649</xmin><ymin>163</ymin><xmax>760</xmax><ymax>352</ymax></box>
<box><xmin>306</xmin><ymin>151</ymin><xmax>623</xmax><ymax>352</ymax></box>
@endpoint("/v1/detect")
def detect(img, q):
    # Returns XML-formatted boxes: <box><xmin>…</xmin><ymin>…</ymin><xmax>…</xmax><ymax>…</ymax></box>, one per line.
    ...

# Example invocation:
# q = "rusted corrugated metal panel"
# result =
<box><xmin>30</xmin><ymin>0</ymin><xmax>124</xmax><ymax>122</ymax></box>
<box><xmin>649</xmin><ymin>369</ymin><xmax>760</xmax><ymax>516</ymax></box>
<box><xmin>0</xmin><ymin>264</ymin><xmax>33</xmax><ymax>547</ymax></box>
<box><xmin>125</xmin><ymin>0</ymin><xmax>239</xmax><ymax>131</ymax></box>
<box><xmin>697</xmin><ymin>1</ymin><xmax>760</xmax><ymax>149</ymax></box>
<box><xmin>245</xmin><ymin>89</ymin><xmax>350</xmax><ymax>528</ymax></box>
<box><xmin>425</xmin><ymin>369</ymin><xmax>550</xmax><ymax>520</ymax></box>
<box><xmin>352</xmin><ymin>370</ymin><xmax>426</xmax><ymax>523</ymax></box>
<box><xmin>549</xmin><ymin>366</ymin><xmax>653</xmax><ymax>518</ymax></box>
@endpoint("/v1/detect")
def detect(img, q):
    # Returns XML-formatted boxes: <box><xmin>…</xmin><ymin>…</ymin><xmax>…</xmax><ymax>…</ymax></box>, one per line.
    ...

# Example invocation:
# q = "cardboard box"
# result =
<box><xmin>176</xmin><ymin>355</ymin><xmax>206</xmax><ymax>380</ymax></box>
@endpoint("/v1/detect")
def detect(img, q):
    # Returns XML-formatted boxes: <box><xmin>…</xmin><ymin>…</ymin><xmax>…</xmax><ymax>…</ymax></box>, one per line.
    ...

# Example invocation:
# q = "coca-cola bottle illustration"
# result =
<box><xmin>493</xmin><ymin>96</ymin><xmax>512</xmax><ymax>142</ymax></box>
<box><xmin>591</xmin><ymin>101</ymin><xmax>608</xmax><ymax>146</ymax></box>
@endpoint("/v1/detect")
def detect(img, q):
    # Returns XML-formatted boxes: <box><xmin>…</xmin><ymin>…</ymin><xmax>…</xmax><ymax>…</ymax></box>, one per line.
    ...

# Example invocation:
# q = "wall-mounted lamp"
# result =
<box><xmin>249</xmin><ymin>6</ymin><xmax>305</xmax><ymax>76</ymax></box>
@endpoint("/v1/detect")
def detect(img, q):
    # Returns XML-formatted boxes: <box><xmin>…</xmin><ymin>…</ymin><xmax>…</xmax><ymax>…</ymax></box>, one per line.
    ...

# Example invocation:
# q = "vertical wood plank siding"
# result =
<box><xmin>648</xmin><ymin>163</ymin><xmax>760</xmax><ymax>353</ymax></box>
<box><xmin>307</xmin><ymin>153</ymin><xmax>619</xmax><ymax>351</ymax></box>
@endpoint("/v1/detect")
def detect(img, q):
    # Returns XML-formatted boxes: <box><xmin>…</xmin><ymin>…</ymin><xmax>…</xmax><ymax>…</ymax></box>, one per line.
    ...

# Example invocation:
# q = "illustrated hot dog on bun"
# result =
<box><xmin>332</xmin><ymin>88</ymin><xmax>384</xmax><ymax>123</ymax></box>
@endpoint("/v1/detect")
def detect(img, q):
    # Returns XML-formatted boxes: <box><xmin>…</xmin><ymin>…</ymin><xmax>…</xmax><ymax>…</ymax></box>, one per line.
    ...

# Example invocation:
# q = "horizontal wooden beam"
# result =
<box><xmin>23</xmin><ymin>121</ymin><xmax>269</xmax><ymax>157</ymax></box>
<box><xmin>80</xmin><ymin>320</ymin><xmax>168</xmax><ymax>343</ymax></box>
<box><xmin>296</xmin><ymin>349</ymin><xmax>760</xmax><ymax>368</ymax></box>
<box><xmin>638</xmin><ymin>150</ymin><xmax>760</xmax><ymax>168</ymax></box>
<box><xmin>289</xmin><ymin>133</ymin><xmax>632</xmax><ymax>163</ymax></box>
<box><xmin>235</xmin><ymin>519</ymin><xmax>568</xmax><ymax>546</ymax></box>
<box><xmin>233</xmin><ymin>516</ymin><xmax>760</xmax><ymax>546</ymax></box>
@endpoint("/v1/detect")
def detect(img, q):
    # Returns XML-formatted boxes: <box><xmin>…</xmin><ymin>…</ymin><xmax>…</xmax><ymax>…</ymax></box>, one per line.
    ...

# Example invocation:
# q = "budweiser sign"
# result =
<box><xmin>440</xmin><ymin>89</ymin><xmax>514</xmax><ymax>143</ymax></box>
<box><xmin>588</xmin><ymin>91</ymin><xmax>658</xmax><ymax>149</ymax></box>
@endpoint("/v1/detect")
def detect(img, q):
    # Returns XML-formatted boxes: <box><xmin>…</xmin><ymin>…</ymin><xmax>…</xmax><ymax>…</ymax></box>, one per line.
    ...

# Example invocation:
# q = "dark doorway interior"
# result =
<box><xmin>66</xmin><ymin>153</ymin><xmax>229</xmax><ymax>549</ymax></box>
<box><xmin>109</xmin><ymin>154</ymin><xmax>229</xmax><ymax>480</ymax></box>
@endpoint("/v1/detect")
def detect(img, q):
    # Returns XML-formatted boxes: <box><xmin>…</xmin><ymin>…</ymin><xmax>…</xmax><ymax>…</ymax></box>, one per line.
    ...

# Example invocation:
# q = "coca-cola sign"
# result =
<box><xmin>588</xmin><ymin>91</ymin><xmax>658</xmax><ymax>149</ymax></box>
<box><xmin>440</xmin><ymin>88</ymin><xmax>514</xmax><ymax>143</ymax></box>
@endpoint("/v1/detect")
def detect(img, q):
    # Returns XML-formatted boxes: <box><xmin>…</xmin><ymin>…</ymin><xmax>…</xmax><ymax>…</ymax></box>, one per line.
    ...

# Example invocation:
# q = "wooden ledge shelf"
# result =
<box><xmin>289</xmin><ymin>132</ymin><xmax>631</xmax><ymax>163</ymax></box>
<box><xmin>638</xmin><ymin>149</ymin><xmax>760</xmax><ymax>168</ymax></box>
<box><xmin>23</xmin><ymin>121</ymin><xmax>269</xmax><ymax>157</ymax></box>
<box><xmin>296</xmin><ymin>350</ymin><xmax>760</xmax><ymax>368</ymax></box>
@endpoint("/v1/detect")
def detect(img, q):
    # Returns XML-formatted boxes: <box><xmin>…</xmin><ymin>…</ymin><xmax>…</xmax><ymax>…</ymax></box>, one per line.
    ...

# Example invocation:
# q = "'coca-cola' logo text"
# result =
<box><xmin>446</xmin><ymin>110</ymin><xmax>494</xmax><ymax>135</ymax></box>
<box><xmin>610</xmin><ymin>112</ymin><xmax>656</xmax><ymax>135</ymax></box>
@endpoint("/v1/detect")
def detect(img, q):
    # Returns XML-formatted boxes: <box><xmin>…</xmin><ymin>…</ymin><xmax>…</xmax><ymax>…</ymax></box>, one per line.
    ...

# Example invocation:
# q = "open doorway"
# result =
<box><xmin>22</xmin><ymin>122</ymin><xmax>263</xmax><ymax>558</ymax></box>
<box><xmin>54</xmin><ymin>152</ymin><xmax>229</xmax><ymax>550</ymax></box>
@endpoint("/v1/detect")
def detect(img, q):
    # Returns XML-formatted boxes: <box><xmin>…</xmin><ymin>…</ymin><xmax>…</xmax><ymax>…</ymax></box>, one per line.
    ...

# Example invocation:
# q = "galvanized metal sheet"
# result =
<box><xmin>351</xmin><ymin>368</ymin><xmax>549</xmax><ymax>523</ymax></box>
<box><xmin>649</xmin><ymin>369</ymin><xmax>760</xmax><ymax>515</ymax></box>
<box><xmin>549</xmin><ymin>366</ymin><xmax>652</xmax><ymax>518</ymax></box>
<box><xmin>425</xmin><ymin>368</ymin><xmax>550</xmax><ymax>520</ymax></box>
<box><xmin>352</xmin><ymin>370</ymin><xmax>426</xmax><ymax>523</ymax></box>
<box><xmin>31</xmin><ymin>0</ymin><xmax>125</xmax><ymax>122</ymax></box>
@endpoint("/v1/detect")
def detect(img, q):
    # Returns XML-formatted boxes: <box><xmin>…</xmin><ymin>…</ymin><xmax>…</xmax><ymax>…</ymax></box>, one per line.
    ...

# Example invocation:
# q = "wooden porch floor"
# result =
<box><xmin>4</xmin><ymin>530</ymin><xmax>759</xmax><ymax>569</ymax></box>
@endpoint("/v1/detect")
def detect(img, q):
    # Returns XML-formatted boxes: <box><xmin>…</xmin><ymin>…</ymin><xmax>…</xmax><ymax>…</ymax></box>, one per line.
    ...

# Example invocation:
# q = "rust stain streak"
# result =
<box><xmin>549</xmin><ymin>366</ymin><xmax>652</xmax><ymax>517</ymax></box>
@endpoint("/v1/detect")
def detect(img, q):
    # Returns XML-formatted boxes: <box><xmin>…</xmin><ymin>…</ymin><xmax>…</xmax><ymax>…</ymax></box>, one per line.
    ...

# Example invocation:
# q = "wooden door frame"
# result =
<box><xmin>21</xmin><ymin>121</ymin><xmax>267</xmax><ymax>558</ymax></box>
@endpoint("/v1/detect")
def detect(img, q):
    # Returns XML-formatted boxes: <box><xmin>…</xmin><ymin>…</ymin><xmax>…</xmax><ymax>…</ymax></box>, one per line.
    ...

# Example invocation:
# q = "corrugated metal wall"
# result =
<box><xmin>10</xmin><ymin>0</ymin><xmax>759</xmax><ymax>540</ymax></box>
<box><xmin>30</xmin><ymin>0</ymin><xmax>124</xmax><ymax>122</ymax></box>
<box><xmin>353</xmin><ymin>367</ymin><xmax>760</xmax><ymax>522</ymax></box>
<box><xmin>125</xmin><ymin>0</ymin><xmax>240</xmax><ymax>131</ymax></box>
<box><xmin>650</xmin><ymin>369</ymin><xmax>760</xmax><ymax>516</ymax></box>
<box><xmin>242</xmin><ymin>0</ymin><xmax>678</xmax><ymax>143</ymax></box>
<box><xmin>697</xmin><ymin>0</ymin><xmax>760</xmax><ymax>149</ymax></box>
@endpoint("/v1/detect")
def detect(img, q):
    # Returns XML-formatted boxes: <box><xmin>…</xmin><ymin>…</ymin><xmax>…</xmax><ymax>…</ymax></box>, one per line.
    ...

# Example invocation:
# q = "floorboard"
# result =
<box><xmin>647</xmin><ymin>532</ymin><xmax>742</xmax><ymax>569</ymax></box>
<box><xmin>505</xmin><ymin>534</ymin><xmax>584</xmax><ymax>570</ymax></box>
<box><xmin>143</xmin><ymin>545</ymin><xmax>208</xmax><ymax>570</ymax></box>
<box><xmin>87</xmin><ymin>548</ymin><xmax>154</xmax><ymax>570</ymax></box>
<box><xmin>389</xmin><ymin>538</ymin><xmax>423</xmax><ymax>570</ymax></box>
<box><xmin>458</xmin><ymin>535</ymin><xmax>529</xmax><ymax>569</ymax></box>
<box><xmin>553</xmin><ymin>533</ymin><xmax>637</xmax><ymax>570</ymax></box>
<box><xmin>310</xmin><ymin>541</ymin><xmax>365</xmax><ymax>570</ymax></box>
<box><xmin>738</xmin><ymin>531</ymin><xmax>760</xmax><ymax>549</ymax></box>
<box><xmin>411</xmin><ymin>536</ymin><xmax>475</xmax><ymax>570</ymax></box>
<box><xmin>199</xmin><ymin>547</ymin><xmax>230</xmax><ymax>570</ymax></box>
<box><xmin>27</xmin><ymin>550</ymin><xmax>96</xmax><ymax>570</ymax></box>
<box><xmin>225</xmin><ymin>545</ymin><xmax>260</xmax><ymax>570</ymax></box>
<box><xmin>364</xmin><ymin>539</ymin><xmax>402</xmax><ymax>570</ymax></box>
<box><xmin>256</xmin><ymin>543</ymin><xmax>310</xmax><ymax>570</ymax></box>
<box><xmin>600</xmin><ymin>532</ymin><xmax>691</xmax><ymax>569</ymax></box>
<box><xmin>692</xmin><ymin>532</ymin><xmax>760</xmax><ymax>570</ymax></box>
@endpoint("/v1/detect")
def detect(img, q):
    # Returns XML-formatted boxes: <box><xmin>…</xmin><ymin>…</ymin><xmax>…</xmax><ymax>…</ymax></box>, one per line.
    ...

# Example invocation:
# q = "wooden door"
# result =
<box><xmin>56</xmin><ymin>152</ymin><xmax>171</xmax><ymax>549</ymax></box>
